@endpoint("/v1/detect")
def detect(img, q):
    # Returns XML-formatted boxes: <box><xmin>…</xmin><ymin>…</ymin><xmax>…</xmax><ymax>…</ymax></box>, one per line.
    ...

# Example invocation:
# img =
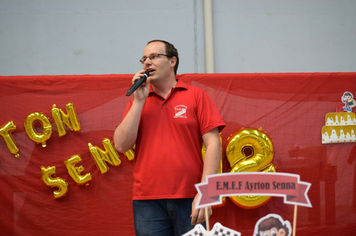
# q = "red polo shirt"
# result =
<box><xmin>122</xmin><ymin>79</ymin><xmax>225</xmax><ymax>200</ymax></box>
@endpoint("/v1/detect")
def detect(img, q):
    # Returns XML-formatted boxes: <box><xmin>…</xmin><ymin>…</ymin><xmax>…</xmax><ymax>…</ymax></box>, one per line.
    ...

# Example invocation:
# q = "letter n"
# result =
<box><xmin>88</xmin><ymin>138</ymin><xmax>121</xmax><ymax>174</ymax></box>
<box><xmin>51</xmin><ymin>103</ymin><xmax>81</xmax><ymax>137</ymax></box>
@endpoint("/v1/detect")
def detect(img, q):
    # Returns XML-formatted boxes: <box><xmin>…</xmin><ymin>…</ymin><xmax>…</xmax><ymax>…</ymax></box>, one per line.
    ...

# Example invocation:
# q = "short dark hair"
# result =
<box><xmin>147</xmin><ymin>39</ymin><xmax>179</xmax><ymax>75</ymax></box>
<box><xmin>343</xmin><ymin>92</ymin><xmax>353</xmax><ymax>98</ymax></box>
<box><xmin>256</xmin><ymin>217</ymin><xmax>290</xmax><ymax>236</ymax></box>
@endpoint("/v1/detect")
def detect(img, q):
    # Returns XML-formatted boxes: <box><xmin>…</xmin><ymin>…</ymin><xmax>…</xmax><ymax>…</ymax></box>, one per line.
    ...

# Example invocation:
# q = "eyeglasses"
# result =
<box><xmin>139</xmin><ymin>53</ymin><xmax>171</xmax><ymax>64</ymax></box>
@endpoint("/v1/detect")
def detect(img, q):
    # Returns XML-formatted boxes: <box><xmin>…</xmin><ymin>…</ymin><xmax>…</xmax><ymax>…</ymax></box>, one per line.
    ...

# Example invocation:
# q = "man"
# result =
<box><xmin>113</xmin><ymin>40</ymin><xmax>225</xmax><ymax>236</ymax></box>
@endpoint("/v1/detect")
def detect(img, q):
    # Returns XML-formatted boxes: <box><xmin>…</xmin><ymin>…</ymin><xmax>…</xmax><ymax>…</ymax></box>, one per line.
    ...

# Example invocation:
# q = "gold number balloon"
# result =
<box><xmin>226</xmin><ymin>127</ymin><xmax>276</xmax><ymax>209</ymax></box>
<box><xmin>24</xmin><ymin>112</ymin><xmax>52</xmax><ymax>147</ymax></box>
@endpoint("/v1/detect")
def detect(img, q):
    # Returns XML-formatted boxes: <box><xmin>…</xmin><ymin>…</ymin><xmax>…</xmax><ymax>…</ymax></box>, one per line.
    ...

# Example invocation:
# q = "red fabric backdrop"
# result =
<box><xmin>0</xmin><ymin>73</ymin><xmax>355</xmax><ymax>235</ymax></box>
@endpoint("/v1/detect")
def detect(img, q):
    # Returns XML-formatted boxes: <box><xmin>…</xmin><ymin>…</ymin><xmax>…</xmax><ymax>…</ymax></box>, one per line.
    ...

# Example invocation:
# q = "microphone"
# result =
<box><xmin>126</xmin><ymin>71</ymin><xmax>150</xmax><ymax>96</ymax></box>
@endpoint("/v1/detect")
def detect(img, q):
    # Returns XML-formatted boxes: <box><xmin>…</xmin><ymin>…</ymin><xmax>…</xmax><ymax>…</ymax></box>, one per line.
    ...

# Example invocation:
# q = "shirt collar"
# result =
<box><xmin>149</xmin><ymin>78</ymin><xmax>188</xmax><ymax>95</ymax></box>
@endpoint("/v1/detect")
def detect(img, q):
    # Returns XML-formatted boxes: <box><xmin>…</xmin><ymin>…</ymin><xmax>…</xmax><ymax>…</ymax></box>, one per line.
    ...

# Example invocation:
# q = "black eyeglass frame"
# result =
<box><xmin>139</xmin><ymin>53</ymin><xmax>171</xmax><ymax>64</ymax></box>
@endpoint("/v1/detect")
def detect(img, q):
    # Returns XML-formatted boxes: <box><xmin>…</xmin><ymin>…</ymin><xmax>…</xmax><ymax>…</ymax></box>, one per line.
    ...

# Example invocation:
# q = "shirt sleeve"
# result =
<box><xmin>196</xmin><ymin>90</ymin><xmax>226</xmax><ymax>135</ymax></box>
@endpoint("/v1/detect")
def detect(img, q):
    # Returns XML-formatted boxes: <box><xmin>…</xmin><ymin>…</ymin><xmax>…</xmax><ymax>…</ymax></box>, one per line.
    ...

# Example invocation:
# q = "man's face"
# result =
<box><xmin>259</xmin><ymin>227</ymin><xmax>286</xmax><ymax>236</ymax></box>
<box><xmin>142</xmin><ymin>42</ymin><xmax>175</xmax><ymax>82</ymax></box>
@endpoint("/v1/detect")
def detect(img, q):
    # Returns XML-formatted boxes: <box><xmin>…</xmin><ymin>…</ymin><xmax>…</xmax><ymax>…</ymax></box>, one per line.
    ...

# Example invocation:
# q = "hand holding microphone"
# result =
<box><xmin>126</xmin><ymin>71</ymin><xmax>150</xmax><ymax>96</ymax></box>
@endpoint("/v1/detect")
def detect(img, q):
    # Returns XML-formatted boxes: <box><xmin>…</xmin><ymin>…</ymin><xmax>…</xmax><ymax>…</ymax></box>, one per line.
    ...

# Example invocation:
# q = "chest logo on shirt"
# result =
<box><xmin>174</xmin><ymin>105</ymin><xmax>187</xmax><ymax>118</ymax></box>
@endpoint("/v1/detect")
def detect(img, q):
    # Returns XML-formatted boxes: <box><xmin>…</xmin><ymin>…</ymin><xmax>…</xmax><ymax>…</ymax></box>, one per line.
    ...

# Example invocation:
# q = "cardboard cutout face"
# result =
<box><xmin>259</xmin><ymin>227</ymin><xmax>286</xmax><ymax>236</ymax></box>
<box><xmin>341</xmin><ymin>91</ymin><xmax>355</xmax><ymax>112</ymax></box>
<box><xmin>253</xmin><ymin>214</ymin><xmax>291</xmax><ymax>236</ymax></box>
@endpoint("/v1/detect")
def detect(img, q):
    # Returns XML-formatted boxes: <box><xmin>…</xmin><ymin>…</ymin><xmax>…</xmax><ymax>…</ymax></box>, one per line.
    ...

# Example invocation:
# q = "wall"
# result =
<box><xmin>0</xmin><ymin>0</ymin><xmax>355</xmax><ymax>75</ymax></box>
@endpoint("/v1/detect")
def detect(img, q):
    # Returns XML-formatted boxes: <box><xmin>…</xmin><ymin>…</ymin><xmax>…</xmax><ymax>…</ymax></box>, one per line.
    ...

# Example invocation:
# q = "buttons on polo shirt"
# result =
<box><xmin>158</xmin><ymin>97</ymin><xmax>166</xmax><ymax>107</ymax></box>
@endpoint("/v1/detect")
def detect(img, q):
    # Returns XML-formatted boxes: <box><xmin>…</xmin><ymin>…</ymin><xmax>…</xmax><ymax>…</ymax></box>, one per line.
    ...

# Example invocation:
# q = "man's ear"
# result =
<box><xmin>278</xmin><ymin>229</ymin><xmax>286</xmax><ymax>236</ymax></box>
<box><xmin>170</xmin><ymin>56</ymin><xmax>177</xmax><ymax>68</ymax></box>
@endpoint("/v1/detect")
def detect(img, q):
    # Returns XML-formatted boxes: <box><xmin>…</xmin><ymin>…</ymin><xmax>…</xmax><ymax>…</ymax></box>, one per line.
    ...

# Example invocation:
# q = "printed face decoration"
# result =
<box><xmin>253</xmin><ymin>214</ymin><xmax>292</xmax><ymax>236</ymax></box>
